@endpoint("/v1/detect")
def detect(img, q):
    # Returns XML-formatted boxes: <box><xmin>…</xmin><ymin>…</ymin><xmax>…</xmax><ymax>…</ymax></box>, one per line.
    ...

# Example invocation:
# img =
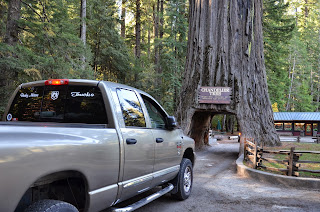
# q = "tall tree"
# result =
<box><xmin>134</xmin><ymin>0</ymin><xmax>141</xmax><ymax>81</ymax></box>
<box><xmin>0</xmin><ymin>0</ymin><xmax>21</xmax><ymax>117</ymax></box>
<box><xmin>121</xmin><ymin>0</ymin><xmax>127</xmax><ymax>38</ymax></box>
<box><xmin>176</xmin><ymin>0</ymin><xmax>279</xmax><ymax>149</ymax></box>
<box><xmin>263</xmin><ymin>0</ymin><xmax>295</xmax><ymax>112</ymax></box>
<box><xmin>80</xmin><ymin>0</ymin><xmax>87</xmax><ymax>66</ymax></box>
<box><xmin>5</xmin><ymin>0</ymin><xmax>21</xmax><ymax>45</ymax></box>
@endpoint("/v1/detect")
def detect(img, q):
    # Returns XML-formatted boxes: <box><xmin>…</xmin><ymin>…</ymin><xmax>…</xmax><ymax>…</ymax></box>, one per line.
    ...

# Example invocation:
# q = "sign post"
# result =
<box><xmin>198</xmin><ymin>87</ymin><xmax>231</xmax><ymax>104</ymax></box>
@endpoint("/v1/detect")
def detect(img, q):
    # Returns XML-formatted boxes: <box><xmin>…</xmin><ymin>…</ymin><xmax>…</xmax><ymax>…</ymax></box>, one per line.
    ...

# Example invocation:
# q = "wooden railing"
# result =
<box><xmin>244</xmin><ymin>139</ymin><xmax>320</xmax><ymax>177</ymax></box>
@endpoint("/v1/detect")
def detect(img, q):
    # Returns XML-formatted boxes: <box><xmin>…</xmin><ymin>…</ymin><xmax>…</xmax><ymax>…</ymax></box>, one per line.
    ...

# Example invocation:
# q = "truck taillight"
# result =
<box><xmin>45</xmin><ymin>79</ymin><xmax>69</xmax><ymax>85</ymax></box>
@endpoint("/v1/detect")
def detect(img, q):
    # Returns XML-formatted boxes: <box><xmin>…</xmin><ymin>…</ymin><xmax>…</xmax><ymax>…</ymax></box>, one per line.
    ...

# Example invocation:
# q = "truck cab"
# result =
<box><xmin>1</xmin><ymin>79</ymin><xmax>195</xmax><ymax>212</ymax></box>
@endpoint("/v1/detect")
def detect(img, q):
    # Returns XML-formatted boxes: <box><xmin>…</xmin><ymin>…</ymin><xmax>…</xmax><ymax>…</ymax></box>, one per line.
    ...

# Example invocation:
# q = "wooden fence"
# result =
<box><xmin>244</xmin><ymin>139</ymin><xmax>320</xmax><ymax>177</ymax></box>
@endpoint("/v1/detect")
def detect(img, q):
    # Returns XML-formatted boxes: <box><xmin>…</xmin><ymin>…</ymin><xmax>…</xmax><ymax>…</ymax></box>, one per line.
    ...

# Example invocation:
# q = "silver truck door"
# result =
<box><xmin>116</xmin><ymin>88</ymin><xmax>155</xmax><ymax>201</ymax></box>
<box><xmin>141</xmin><ymin>95</ymin><xmax>182</xmax><ymax>186</ymax></box>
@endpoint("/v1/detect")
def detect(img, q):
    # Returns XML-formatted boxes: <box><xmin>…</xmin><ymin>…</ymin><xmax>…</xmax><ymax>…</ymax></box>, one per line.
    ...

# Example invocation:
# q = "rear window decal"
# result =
<box><xmin>7</xmin><ymin>113</ymin><xmax>12</xmax><ymax>121</ymax></box>
<box><xmin>20</xmin><ymin>93</ymin><xmax>39</xmax><ymax>98</ymax></box>
<box><xmin>51</xmin><ymin>91</ymin><xmax>59</xmax><ymax>100</ymax></box>
<box><xmin>71</xmin><ymin>92</ymin><xmax>95</xmax><ymax>98</ymax></box>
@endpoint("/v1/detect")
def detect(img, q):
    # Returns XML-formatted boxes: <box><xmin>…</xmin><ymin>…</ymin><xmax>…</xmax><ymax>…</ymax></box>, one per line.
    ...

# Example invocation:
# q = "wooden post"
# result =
<box><xmin>297</xmin><ymin>136</ymin><xmax>300</xmax><ymax>143</ymax></box>
<box><xmin>253</xmin><ymin>140</ymin><xmax>258</xmax><ymax>169</ymax></box>
<box><xmin>288</xmin><ymin>147</ymin><xmax>295</xmax><ymax>176</ymax></box>
<box><xmin>244</xmin><ymin>139</ymin><xmax>247</xmax><ymax>161</ymax></box>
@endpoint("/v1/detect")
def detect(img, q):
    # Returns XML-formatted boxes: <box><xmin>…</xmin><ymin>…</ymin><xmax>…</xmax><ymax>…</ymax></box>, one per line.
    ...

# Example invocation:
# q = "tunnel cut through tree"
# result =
<box><xmin>176</xmin><ymin>0</ymin><xmax>280</xmax><ymax>149</ymax></box>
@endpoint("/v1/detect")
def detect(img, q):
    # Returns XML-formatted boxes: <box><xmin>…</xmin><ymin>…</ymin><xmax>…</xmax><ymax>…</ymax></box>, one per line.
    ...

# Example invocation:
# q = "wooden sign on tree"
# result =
<box><xmin>198</xmin><ymin>87</ymin><xmax>231</xmax><ymax>104</ymax></box>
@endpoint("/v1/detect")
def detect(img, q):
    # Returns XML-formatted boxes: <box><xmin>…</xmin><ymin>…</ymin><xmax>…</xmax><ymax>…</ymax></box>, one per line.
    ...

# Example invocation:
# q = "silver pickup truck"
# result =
<box><xmin>0</xmin><ymin>79</ymin><xmax>195</xmax><ymax>212</ymax></box>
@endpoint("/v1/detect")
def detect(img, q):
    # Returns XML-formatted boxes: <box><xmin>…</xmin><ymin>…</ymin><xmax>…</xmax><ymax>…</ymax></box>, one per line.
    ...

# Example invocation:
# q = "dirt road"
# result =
<box><xmin>132</xmin><ymin>139</ymin><xmax>320</xmax><ymax>212</ymax></box>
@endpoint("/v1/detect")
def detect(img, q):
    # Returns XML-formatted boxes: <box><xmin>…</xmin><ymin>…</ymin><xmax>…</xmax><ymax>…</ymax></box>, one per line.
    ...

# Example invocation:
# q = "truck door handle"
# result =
<box><xmin>156</xmin><ymin>138</ymin><xmax>164</xmax><ymax>143</ymax></box>
<box><xmin>126</xmin><ymin>138</ymin><xmax>137</xmax><ymax>145</ymax></box>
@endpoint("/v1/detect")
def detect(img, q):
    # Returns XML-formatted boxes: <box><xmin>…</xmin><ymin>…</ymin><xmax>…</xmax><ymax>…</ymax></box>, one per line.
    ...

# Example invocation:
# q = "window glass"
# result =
<box><xmin>8</xmin><ymin>86</ymin><xmax>44</xmax><ymax>121</ymax></box>
<box><xmin>142</xmin><ymin>96</ymin><xmax>166</xmax><ymax>129</ymax></box>
<box><xmin>306</xmin><ymin>123</ymin><xmax>312</xmax><ymax>133</ymax></box>
<box><xmin>313</xmin><ymin>123</ymin><xmax>318</xmax><ymax>132</ymax></box>
<box><xmin>284</xmin><ymin>123</ymin><xmax>292</xmax><ymax>131</ymax></box>
<box><xmin>294</xmin><ymin>123</ymin><xmax>304</xmax><ymax>131</ymax></box>
<box><xmin>8</xmin><ymin>85</ymin><xmax>107</xmax><ymax>124</ymax></box>
<box><xmin>64</xmin><ymin>86</ymin><xmax>108</xmax><ymax>124</ymax></box>
<box><xmin>40</xmin><ymin>85</ymin><xmax>68</xmax><ymax>121</ymax></box>
<box><xmin>117</xmin><ymin>89</ymin><xmax>146</xmax><ymax>127</ymax></box>
<box><xmin>274</xmin><ymin>123</ymin><xmax>283</xmax><ymax>131</ymax></box>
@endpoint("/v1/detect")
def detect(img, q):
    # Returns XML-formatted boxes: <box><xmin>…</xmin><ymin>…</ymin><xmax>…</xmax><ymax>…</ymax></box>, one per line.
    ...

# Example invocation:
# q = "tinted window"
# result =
<box><xmin>64</xmin><ymin>86</ymin><xmax>107</xmax><ymax>124</ymax></box>
<box><xmin>8</xmin><ymin>85</ymin><xmax>107</xmax><ymax>124</ymax></box>
<box><xmin>8</xmin><ymin>86</ymin><xmax>44</xmax><ymax>122</ymax></box>
<box><xmin>117</xmin><ymin>89</ymin><xmax>146</xmax><ymax>127</ymax></box>
<box><xmin>142</xmin><ymin>96</ymin><xmax>166</xmax><ymax>129</ymax></box>
<box><xmin>40</xmin><ymin>85</ymin><xmax>68</xmax><ymax>121</ymax></box>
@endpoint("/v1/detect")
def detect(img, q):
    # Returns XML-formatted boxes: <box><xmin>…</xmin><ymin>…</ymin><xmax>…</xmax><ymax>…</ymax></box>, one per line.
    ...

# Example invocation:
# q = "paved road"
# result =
<box><xmin>119</xmin><ymin>139</ymin><xmax>320</xmax><ymax>212</ymax></box>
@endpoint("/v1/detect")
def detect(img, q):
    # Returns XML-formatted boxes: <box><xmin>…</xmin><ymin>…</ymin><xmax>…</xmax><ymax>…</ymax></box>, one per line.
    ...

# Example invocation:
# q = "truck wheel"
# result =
<box><xmin>172</xmin><ymin>158</ymin><xmax>193</xmax><ymax>200</ymax></box>
<box><xmin>24</xmin><ymin>199</ymin><xmax>78</xmax><ymax>212</ymax></box>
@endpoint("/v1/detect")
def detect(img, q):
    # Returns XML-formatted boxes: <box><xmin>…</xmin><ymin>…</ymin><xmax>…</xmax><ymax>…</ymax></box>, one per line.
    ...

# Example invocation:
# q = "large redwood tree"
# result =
<box><xmin>176</xmin><ymin>0</ymin><xmax>279</xmax><ymax>149</ymax></box>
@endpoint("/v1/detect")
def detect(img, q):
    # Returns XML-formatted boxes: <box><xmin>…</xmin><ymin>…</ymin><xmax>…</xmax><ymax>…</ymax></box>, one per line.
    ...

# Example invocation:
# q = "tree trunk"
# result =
<box><xmin>317</xmin><ymin>29</ymin><xmax>320</xmax><ymax>112</ymax></box>
<box><xmin>158</xmin><ymin>0</ymin><xmax>164</xmax><ymax>80</ymax></box>
<box><xmin>1</xmin><ymin>0</ymin><xmax>21</xmax><ymax>109</ymax></box>
<box><xmin>176</xmin><ymin>0</ymin><xmax>279</xmax><ymax>149</ymax></box>
<box><xmin>121</xmin><ymin>0</ymin><xmax>126</xmax><ymax>38</ymax></box>
<box><xmin>5</xmin><ymin>0</ymin><xmax>21</xmax><ymax>45</ymax></box>
<box><xmin>135</xmin><ymin>0</ymin><xmax>141</xmax><ymax>59</ymax></box>
<box><xmin>80</xmin><ymin>0</ymin><xmax>86</xmax><ymax>66</ymax></box>
<box><xmin>135</xmin><ymin>0</ymin><xmax>141</xmax><ymax>81</ymax></box>
<box><xmin>153</xmin><ymin>1</ymin><xmax>160</xmax><ymax>96</ymax></box>
<box><xmin>286</xmin><ymin>55</ymin><xmax>296</xmax><ymax>111</ymax></box>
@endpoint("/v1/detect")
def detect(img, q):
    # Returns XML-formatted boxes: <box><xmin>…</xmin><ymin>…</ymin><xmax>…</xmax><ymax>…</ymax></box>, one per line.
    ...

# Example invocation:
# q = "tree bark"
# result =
<box><xmin>176</xmin><ymin>0</ymin><xmax>279</xmax><ymax>149</ymax></box>
<box><xmin>135</xmin><ymin>0</ymin><xmax>141</xmax><ymax>59</ymax></box>
<box><xmin>2</xmin><ymin>0</ymin><xmax>21</xmax><ymax>95</ymax></box>
<box><xmin>121</xmin><ymin>0</ymin><xmax>126</xmax><ymax>38</ymax></box>
<box><xmin>5</xmin><ymin>0</ymin><xmax>21</xmax><ymax>45</ymax></box>
<box><xmin>317</xmin><ymin>29</ymin><xmax>320</xmax><ymax>112</ymax></box>
<box><xmin>286</xmin><ymin>54</ymin><xmax>296</xmax><ymax>111</ymax></box>
<box><xmin>134</xmin><ymin>0</ymin><xmax>141</xmax><ymax>82</ymax></box>
<box><xmin>80</xmin><ymin>0</ymin><xmax>86</xmax><ymax>66</ymax></box>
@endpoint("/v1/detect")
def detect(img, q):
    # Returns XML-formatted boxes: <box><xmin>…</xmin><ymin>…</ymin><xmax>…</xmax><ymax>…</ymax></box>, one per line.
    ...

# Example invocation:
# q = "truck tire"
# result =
<box><xmin>24</xmin><ymin>199</ymin><xmax>79</xmax><ymax>212</ymax></box>
<box><xmin>172</xmin><ymin>158</ymin><xmax>193</xmax><ymax>200</ymax></box>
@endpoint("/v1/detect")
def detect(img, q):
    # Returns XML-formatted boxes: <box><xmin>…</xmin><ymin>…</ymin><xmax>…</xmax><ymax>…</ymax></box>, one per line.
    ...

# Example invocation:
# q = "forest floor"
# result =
<box><xmin>112</xmin><ymin>137</ymin><xmax>320</xmax><ymax>212</ymax></box>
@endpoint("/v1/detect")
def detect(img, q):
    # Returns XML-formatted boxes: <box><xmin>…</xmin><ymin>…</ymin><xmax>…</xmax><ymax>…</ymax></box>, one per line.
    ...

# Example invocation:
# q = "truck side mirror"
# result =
<box><xmin>166</xmin><ymin>116</ymin><xmax>177</xmax><ymax>130</ymax></box>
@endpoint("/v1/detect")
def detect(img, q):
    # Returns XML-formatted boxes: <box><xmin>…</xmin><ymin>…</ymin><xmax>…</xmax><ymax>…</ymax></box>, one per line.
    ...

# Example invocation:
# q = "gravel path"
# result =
<box><xmin>132</xmin><ymin>139</ymin><xmax>320</xmax><ymax>212</ymax></box>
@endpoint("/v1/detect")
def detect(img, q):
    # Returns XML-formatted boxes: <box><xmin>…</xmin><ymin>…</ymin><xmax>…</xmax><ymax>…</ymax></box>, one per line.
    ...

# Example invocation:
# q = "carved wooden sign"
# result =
<box><xmin>198</xmin><ymin>87</ymin><xmax>231</xmax><ymax>104</ymax></box>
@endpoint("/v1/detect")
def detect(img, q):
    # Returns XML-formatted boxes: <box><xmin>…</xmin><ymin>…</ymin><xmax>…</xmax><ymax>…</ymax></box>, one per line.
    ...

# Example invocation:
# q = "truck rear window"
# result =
<box><xmin>7</xmin><ymin>85</ymin><xmax>108</xmax><ymax>124</ymax></box>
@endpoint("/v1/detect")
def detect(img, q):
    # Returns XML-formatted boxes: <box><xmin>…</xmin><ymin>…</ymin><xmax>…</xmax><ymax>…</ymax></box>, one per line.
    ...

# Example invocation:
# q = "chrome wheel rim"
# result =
<box><xmin>183</xmin><ymin>166</ymin><xmax>192</xmax><ymax>193</ymax></box>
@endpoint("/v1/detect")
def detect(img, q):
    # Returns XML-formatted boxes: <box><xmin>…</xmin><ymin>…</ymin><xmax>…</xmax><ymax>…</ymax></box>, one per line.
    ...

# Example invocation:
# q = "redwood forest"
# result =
<box><xmin>0</xmin><ymin>0</ymin><xmax>319</xmax><ymax>147</ymax></box>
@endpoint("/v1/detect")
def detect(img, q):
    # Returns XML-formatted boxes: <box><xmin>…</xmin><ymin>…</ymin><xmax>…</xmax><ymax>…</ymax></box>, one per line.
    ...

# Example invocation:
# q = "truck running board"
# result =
<box><xmin>111</xmin><ymin>183</ymin><xmax>174</xmax><ymax>212</ymax></box>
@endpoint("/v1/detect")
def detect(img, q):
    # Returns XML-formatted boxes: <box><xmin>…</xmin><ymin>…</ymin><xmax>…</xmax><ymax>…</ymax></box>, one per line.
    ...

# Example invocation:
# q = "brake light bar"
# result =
<box><xmin>45</xmin><ymin>79</ymin><xmax>69</xmax><ymax>85</ymax></box>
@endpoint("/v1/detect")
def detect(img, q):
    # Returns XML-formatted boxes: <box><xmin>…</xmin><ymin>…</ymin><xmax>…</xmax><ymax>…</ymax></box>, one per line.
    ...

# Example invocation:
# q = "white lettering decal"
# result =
<box><xmin>7</xmin><ymin>113</ymin><xmax>12</xmax><ymax>121</ymax></box>
<box><xmin>71</xmin><ymin>92</ymin><xmax>95</xmax><ymax>98</ymax></box>
<box><xmin>20</xmin><ymin>93</ymin><xmax>39</xmax><ymax>98</ymax></box>
<box><xmin>200</xmin><ymin>87</ymin><xmax>230</xmax><ymax>96</ymax></box>
<box><xmin>51</xmin><ymin>91</ymin><xmax>59</xmax><ymax>100</ymax></box>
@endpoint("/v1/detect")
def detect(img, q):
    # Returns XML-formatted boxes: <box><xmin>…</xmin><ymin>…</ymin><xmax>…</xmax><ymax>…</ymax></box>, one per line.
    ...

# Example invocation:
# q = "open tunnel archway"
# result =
<box><xmin>188</xmin><ymin>111</ymin><xmax>239</xmax><ymax>149</ymax></box>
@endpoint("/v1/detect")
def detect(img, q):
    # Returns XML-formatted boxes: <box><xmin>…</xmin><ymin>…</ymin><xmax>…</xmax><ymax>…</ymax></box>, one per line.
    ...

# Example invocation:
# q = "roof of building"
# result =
<box><xmin>274</xmin><ymin>112</ymin><xmax>320</xmax><ymax>121</ymax></box>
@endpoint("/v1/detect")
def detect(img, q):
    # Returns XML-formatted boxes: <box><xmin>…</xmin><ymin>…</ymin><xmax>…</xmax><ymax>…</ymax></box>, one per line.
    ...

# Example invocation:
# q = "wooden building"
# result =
<box><xmin>274</xmin><ymin>112</ymin><xmax>320</xmax><ymax>136</ymax></box>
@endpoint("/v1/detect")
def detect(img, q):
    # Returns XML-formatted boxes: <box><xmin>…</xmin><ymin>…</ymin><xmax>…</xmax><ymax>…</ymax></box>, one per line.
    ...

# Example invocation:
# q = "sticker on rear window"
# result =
<box><xmin>7</xmin><ymin>113</ymin><xmax>12</xmax><ymax>121</ymax></box>
<box><xmin>51</xmin><ymin>91</ymin><xmax>60</xmax><ymax>100</ymax></box>
<box><xmin>70</xmin><ymin>92</ymin><xmax>95</xmax><ymax>98</ymax></box>
<box><xmin>20</xmin><ymin>93</ymin><xmax>39</xmax><ymax>98</ymax></box>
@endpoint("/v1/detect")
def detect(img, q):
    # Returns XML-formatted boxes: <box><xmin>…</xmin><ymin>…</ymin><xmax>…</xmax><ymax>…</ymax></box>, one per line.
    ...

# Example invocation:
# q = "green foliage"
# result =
<box><xmin>264</xmin><ymin>0</ymin><xmax>320</xmax><ymax>112</ymax></box>
<box><xmin>0</xmin><ymin>1</ymin><xmax>7</xmax><ymax>41</ymax></box>
<box><xmin>263</xmin><ymin>0</ymin><xmax>295</xmax><ymax>111</ymax></box>
<box><xmin>87</xmin><ymin>0</ymin><xmax>133</xmax><ymax>83</ymax></box>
